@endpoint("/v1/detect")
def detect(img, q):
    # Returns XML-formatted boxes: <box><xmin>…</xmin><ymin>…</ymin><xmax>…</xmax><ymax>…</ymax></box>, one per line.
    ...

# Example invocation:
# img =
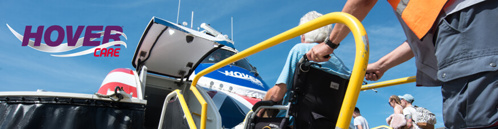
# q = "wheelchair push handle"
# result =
<box><xmin>252</xmin><ymin>101</ymin><xmax>277</xmax><ymax>111</ymax></box>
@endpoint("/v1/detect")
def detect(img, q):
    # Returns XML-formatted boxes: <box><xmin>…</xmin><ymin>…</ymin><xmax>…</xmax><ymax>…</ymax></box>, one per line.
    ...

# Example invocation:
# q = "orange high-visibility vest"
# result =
<box><xmin>387</xmin><ymin>0</ymin><xmax>448</xmax><ymax>39</ymax></box>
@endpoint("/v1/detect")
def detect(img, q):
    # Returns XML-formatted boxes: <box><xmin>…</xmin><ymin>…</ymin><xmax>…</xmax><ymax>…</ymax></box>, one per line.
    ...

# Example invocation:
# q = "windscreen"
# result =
<box><xmin>201</xmin><ymin>49</ymin><xmax>255</xmax><ymax>73</ymax></box>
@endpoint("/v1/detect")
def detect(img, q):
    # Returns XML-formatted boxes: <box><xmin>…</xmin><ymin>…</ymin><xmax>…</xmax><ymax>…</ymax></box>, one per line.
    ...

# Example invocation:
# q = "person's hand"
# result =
<box><xmin>306</xmin><ymin>43</ymin><xmax>333</xmax><ymax>62</ymax></box>
<box><xmin>257</xmin><ymin>88</ymin><xmax>274</xmax><ymax>117</ymax></box>
<box><xmin>256</xmin><ymin>84</ymin><xmax>286</xmax><ymax>117</ymax></box>
<box><xmin>365</xmin><ymin>62</ymin><xmax>385</xmax><ymax>81</ymax></box>
<box><xmin>257</xmin><ymin>107</ymin><xmax>266</xmax><ymax>117</ymax></box>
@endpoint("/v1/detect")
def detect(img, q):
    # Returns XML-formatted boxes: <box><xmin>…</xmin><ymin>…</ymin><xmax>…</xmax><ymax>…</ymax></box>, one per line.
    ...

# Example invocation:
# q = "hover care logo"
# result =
<box><xmin>6</xmin><ymin>24</ymin><xmax>127</xmax><ymax>57</ymax></box>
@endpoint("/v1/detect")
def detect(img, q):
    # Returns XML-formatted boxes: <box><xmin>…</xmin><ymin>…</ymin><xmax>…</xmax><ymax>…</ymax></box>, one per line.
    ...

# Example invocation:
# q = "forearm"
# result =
<box><xmin>375</xmin><ymin>41</ymin><xmax>414</xmax><ymax>72</ymax></box>
<box><xmin>330</xmin><ymin>0</ymin><xmax>378</xmax><ymax>43</ymax></box>
<box><xmin>406</xmin><ymin>119</ymin><xmax>413</xmax><ymax>128</ymax></box>
<box><xmin>263</xmin><ymin>84</ymin><xmax>287</xmax><ymax>102</ymax></box>
<box><xmin>306</xmin><ymin>0</ymin><xmax>378</xmax><ymax>62</ymax></box>
<box><xmin>405</xmin><ymin>114</ymin><xmax>413</xmax><ymax>128</ymax></box>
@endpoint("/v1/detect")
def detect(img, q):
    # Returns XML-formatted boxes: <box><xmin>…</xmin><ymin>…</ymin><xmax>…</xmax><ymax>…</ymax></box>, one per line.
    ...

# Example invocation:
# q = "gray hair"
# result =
<box><xmin>299</xmin><ymin>11</ymin><xmax>332</xmax><ymax>43</ymax></box>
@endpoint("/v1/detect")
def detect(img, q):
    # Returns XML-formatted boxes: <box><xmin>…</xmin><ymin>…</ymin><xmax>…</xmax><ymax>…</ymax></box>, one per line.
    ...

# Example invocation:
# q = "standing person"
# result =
<box><xmin>387</xmin><ymin>95</ymin><xmax>406</xmax><ymax>129</ymax></box>
<box><xmin>353</xmin><ymin>107</ymin><xmax>370</xmax><ymax>129</ymax></box>
<box><xmin>260</xmin><ymin>11</ymin><xmax>350</xmax><ymax>117</ymax></box>
<box><xmin>399</xmin><ymin>94</ymin><xmax>420</xmax><ymax>129</ymax></box>
<box><xmin>305</xmin><ymin>0</ymin><xmax>498</xmax><ymax>128</ymax></box>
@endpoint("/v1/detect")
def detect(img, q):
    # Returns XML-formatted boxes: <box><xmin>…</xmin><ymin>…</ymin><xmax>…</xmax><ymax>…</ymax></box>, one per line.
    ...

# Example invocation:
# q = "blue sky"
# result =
<box><xmin>0</xmin><ymin>0</ymin><xmax>444</xmax><ymax>128</ymax></box>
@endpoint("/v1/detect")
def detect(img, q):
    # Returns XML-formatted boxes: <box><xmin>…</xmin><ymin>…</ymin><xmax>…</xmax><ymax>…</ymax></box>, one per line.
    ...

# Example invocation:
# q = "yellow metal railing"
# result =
<box><xmin>166</xmin><ymin>90</ymin><xmax>197</xmax><ymax>129</ymax></box>
<box><xmin>371</xmin><ymin>125</ymin><xmax>393</xmax><ymax>129</ymax></box>
<box><xmin>361</xmin><ymin>76</ymin><xmax>416</xmax><ymax>91</ymax></box>
<box><xmin>188</xmin><ymin>85</ymin><xmax>207</xmax><ymax>129</ymax></box>
<box><xmin>190</xmin><ymin>12</ymin><xmax>369</xmax><ymax>129</ymax></box>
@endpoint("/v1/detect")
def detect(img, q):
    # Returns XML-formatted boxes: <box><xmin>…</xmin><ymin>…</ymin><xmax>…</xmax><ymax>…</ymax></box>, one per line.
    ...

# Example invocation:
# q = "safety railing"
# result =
<box><xmin>371</xmin><ymin>125</ymin><xmax>393</xmax><ymax>129</ymax></box>
<box><xmin>188</xmin><ymin>85</ymin><xmax>207</xmax><ymax>129</ymax></box>
<box><xmin>190</xmin><ymin>12</ymin><xmax>369</xmax><ymax>129</ymax></box>
<box><xmin>361</xmin><ymin>76</ymin><xmax>416</xmax><ymax>91</ymax></box>
<box><xmin>158</xmin><ymin>89</ymin><xmax>197</xmax><ymax>129</ymax></box>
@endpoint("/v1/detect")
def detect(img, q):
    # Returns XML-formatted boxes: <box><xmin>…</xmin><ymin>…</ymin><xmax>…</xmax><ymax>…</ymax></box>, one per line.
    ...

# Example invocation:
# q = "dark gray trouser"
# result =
<box><xmin>441</xmin><ymin>72</ymin><xmax>498</xmax><ymax>128</ymax></box>
<box><xmin>435</xmin><ymin>0</ymin><xmax>498</xmax><ymax>128</ymax></box>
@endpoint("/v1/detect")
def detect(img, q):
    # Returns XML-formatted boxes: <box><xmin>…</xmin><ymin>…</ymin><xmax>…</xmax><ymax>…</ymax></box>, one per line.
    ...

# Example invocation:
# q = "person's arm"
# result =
<box><xmin>365</xmin><ymin>41</ymin><xmax>414</xmax><ymax>81</ymax></box>
<box><xmin>263</xmin><ymin>83</ymin><xmax>287</xmax><ymax>102</ymax></box>
<box><xmin>257</xmin><ymin>83</ymin><xmax>287</xmax><ymax>117</ymax></box>
<box><xmin>356</xmin><ymin>125</ymin><xmax>364</xmax><ymax>129</ymax></box>
<box><xmin>307</xmin><ymin>0</ymin><xmax>378</xmax><ymax>62</ymax></box>
<box><xmin>405</xmin><ymin>114</ymin><xmax>414</xmax><ymax>129</ymax></box>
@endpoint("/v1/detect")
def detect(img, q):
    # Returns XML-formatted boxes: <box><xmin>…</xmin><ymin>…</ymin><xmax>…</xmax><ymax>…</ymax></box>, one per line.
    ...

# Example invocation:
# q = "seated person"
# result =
<box><xmin>260</xmin><ymin>11</ymin><xmax>351</xmax><ymax>117</ymax></box>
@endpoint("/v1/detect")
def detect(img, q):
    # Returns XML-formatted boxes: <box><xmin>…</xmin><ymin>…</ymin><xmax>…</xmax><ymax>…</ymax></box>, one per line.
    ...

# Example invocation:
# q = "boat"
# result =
<box><xmin>0</xmin><ymin>17</ymin><xmax>270</xmax><ymax>129</ymax></box>
<box><xmin>131</xmin><ymin>17</ymin><xmax>270</xmax><ymax>128</ymax></box>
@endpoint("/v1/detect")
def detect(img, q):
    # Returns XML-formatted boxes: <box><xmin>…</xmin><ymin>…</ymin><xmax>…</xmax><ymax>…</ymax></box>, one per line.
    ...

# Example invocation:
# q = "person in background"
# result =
<box><xmin>387</xmin><ymin>95</ymin><xmax>406</xmax><ymax>129</ymax></box>
<box><xmin>399</xmin><ymin>94</ymin><xmax>419</xmax><ymax>129</ymax></box>
<box><xmin>353</xmin><ymin>107</ymin><xmax>370</xmax><ymax>129</ymax></box>
<box><xmin>305</xmin><ymin>0</ymin><xmax>498</xmax><ymax>128</ymax></box>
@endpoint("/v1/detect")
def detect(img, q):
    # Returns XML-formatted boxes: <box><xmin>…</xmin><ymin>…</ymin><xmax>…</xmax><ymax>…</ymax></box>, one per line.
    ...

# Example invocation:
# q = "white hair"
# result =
<box><xmin>299</xmin><ymin>11</ymin><xmax>332</xmax><ymax>43</ymax></box>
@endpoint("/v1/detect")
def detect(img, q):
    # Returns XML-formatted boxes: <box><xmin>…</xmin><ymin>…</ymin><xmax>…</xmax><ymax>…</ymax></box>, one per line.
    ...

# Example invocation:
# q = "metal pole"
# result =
<box><xmin>176</xmin><ymin>0</ymin><xmax>181</xmax><ymax>24</ymax></box>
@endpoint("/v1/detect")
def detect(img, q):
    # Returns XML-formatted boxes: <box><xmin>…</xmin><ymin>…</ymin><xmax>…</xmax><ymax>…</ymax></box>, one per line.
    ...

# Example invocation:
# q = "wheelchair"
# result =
<box><xmin>243</xmin><ymin>55</ymin><xmax>350</xmax><ymax>129</ymax></box>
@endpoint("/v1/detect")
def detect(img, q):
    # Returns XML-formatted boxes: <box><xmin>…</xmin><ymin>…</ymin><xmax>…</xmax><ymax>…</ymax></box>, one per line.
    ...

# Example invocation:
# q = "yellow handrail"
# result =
<box><xmin>175</xmin><ymin>90</ymin><xmax>198</xmax><ymax>129</ymax></box>
<box><xmin>371</xmin><ymin>125</ymin><xmax>393</xmax><ymax>129</ymax></box>
<box><xmin>332</xmin><ymin>14</ymin><xmax>369</xmax><ymax>129</ymax></box>
<box><xmin>361</xmin><ymin>76</ymin><xmax>416</xmax><ymax>91</ymax></box>
<box><xmin>189</xmin><ymin>85</ymin><xmax>207</xmax><ymax>129</ymax></box>
<box><xmin>190</xmin><ymin>12</ymin><xmax>369</xmax><ymax>129</ymax></box>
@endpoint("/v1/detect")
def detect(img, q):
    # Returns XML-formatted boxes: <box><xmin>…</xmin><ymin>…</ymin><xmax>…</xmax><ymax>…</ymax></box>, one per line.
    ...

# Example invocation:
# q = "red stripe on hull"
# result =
<box><xmin>238</xmin><ymin>95</ymin><xmax>261</xmax><ymax>105</ymax></box>
<box><xmin>98</xmin><ymin>82</ymin><xmax>138</xmax><ymax>98</ymax></box>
